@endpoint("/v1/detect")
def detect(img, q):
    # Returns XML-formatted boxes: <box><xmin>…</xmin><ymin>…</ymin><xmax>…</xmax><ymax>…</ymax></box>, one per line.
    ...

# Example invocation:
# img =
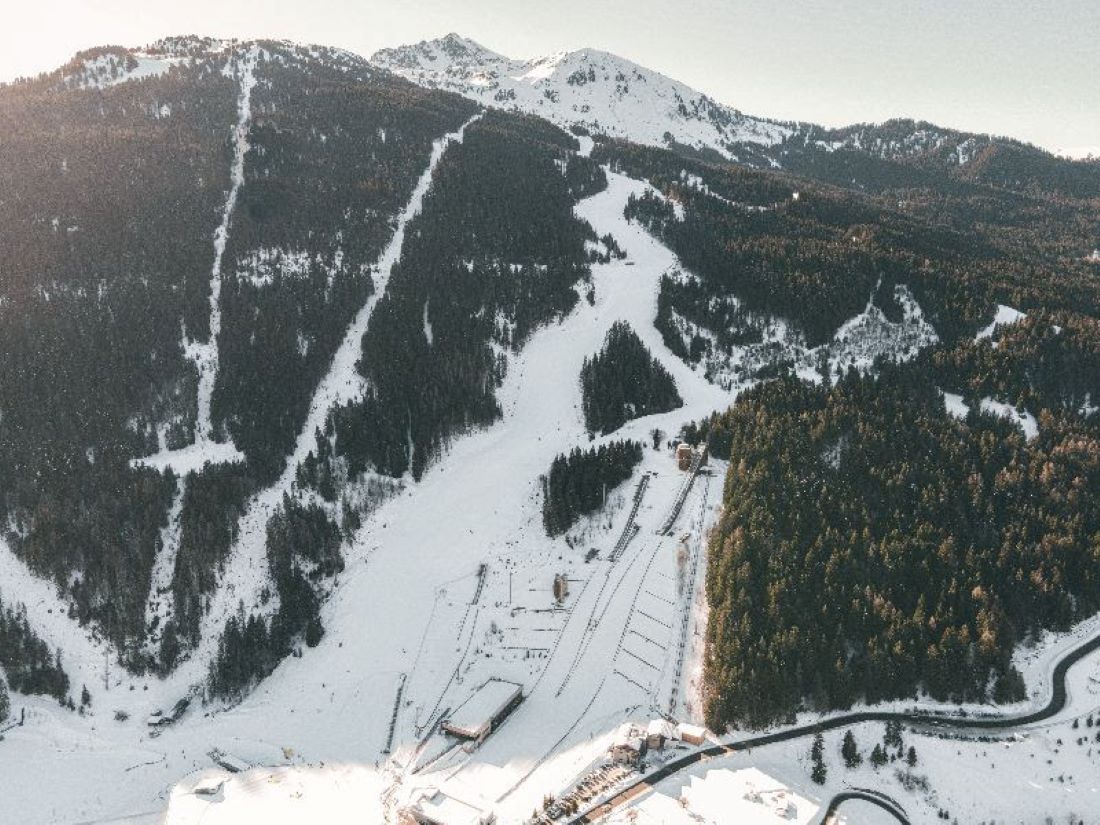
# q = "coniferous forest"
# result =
<box><xmin>542</xmin><ymin>441</ymin><xmax>643</xmax><ymax>537</ymax></box>
<box><xmin>700</xmin><ymin>344</ymin><xmax>1100</xmax><ymax>729</ymax></box>
<box><xmin>580</xmin><ymin>321</ymin><xmax>682</xmax><ymax>435</ymax></box>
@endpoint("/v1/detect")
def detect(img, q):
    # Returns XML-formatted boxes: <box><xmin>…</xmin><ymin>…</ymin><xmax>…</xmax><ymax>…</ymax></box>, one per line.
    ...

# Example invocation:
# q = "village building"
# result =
<box><xmin>646</xmin><ymin>718</ymin><xmax>677</xmax><ymax>750</ymax></box>
<box><xmin>676</xmin><ymin>722</ymin><xmax>707</xmax><ymax>746</ymax></box>
<box><xmin>608</xmin><ymin>723</ymin><xmax>647</xmax><ymax>766</ymax></box>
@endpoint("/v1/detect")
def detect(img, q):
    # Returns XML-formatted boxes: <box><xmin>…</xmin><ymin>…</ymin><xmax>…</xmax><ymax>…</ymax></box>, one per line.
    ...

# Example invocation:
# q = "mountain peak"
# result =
<box><xmin>371</xmin><ymin>36</ymin><xmax>793</xmax><ymax>158</ymax></box>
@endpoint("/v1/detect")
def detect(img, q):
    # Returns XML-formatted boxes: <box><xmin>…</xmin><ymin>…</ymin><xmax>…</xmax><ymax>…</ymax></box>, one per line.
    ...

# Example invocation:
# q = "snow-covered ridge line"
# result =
<box><xmin>178</xmin><ymin>112</ymin><xmax>484</xmax><ymax>688</ymax></box>
<box><xmin>371</xmin><ymin>34</ymin><xmax>793</xmax><ymax>161</ymax></box>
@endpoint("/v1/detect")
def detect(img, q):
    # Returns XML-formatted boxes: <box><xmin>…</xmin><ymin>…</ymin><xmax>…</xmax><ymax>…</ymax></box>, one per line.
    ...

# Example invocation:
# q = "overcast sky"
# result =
<box><xmin>3</xmin><ymin>0</ymin><xmax>1096</xmax><ymax>154</ymax></box>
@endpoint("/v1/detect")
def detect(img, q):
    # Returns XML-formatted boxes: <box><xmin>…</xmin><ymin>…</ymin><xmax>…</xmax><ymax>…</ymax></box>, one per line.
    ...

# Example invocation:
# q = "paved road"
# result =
<box><xmin>568</xmin><ymin>628</ymin><xmax>1100</xmax><ymax>823</ymax></box>
<box><xmin>822</xmin><ymin>788</ymin><xmax>910</xmax><ymax>824</ymax></box>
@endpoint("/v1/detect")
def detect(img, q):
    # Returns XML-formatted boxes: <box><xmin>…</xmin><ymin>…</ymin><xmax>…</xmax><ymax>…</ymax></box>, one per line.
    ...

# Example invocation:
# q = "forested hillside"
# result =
<box><xmin>0</xmin><ymin>39</ymin><xmax>476</xmax><ymax>666</ymax></box>
<box><xmin>327</xmin><ymin>110</ymin><xmax>603</xmax><ymax>481</ymax></box>
<box><xmin>700</xmin><ymin>325</ymin><xmax>1100</xmax><ymax>728</ymax></box>
<box><xmin>608</xmin><ymin>139</ymin><xmax>1100</xmax><ymax>357</ymax></box>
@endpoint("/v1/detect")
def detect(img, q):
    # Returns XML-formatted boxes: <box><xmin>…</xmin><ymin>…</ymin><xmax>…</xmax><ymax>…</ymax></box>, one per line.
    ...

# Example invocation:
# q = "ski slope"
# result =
<box><xmin>4</xmin><ymin>146</ymin><xmax>1100</xmax><ymax>825</ymax></box>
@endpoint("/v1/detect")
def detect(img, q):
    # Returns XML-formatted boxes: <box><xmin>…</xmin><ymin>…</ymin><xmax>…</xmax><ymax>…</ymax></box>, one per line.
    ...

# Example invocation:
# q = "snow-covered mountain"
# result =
<box><xmin>371</xmin><ymin>33</ymin><xmax>795</xmax><ymax>160</ymax></box>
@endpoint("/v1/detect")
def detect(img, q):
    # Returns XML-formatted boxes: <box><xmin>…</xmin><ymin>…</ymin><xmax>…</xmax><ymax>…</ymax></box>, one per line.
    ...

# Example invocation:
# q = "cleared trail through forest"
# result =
<box><xmin>168</xmin><ymin>113</ymin><xmax>484</xmax><ymax>694</ymax></box>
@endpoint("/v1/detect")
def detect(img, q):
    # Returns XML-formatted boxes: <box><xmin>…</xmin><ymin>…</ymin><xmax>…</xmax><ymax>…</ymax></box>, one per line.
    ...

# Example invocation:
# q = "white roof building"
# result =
<box><xmin>441</xmin><ymin>678</ymin><xmax>523</xmax><ymax>741</ymax></box>
<box><xmin>410</xmin><ymin>789</ymin><xmax>494</xmax><ymax>825</ymax></box>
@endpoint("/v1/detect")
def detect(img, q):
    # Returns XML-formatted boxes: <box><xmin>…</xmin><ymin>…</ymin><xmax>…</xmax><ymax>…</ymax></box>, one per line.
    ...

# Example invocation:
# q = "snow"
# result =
<box><xmin>612</xmin><ymin>766</ymin><xmax>819</xmax><ymax>825</ymax></box>
<box><xmin>68</xmin><ymin>53</ymin><xmax>183</xmax><ymax>90</ymax></box>
<box><xmin>979</xmin><ymin>397</ymin><xmax>1039</xmax><ymax>440</ymax></box>
<box><xmin>975</xmin><ymin>304</ymin><xmax>1026</xmax><ymax>342</ymax></box>
<box><xmin>164</xmin><ymin>764</ymin><xmax>387</xmax><ymax>825</ymax></box>
<box><xmin>423</xmin><ymin>299</ymin><xmax>434</xmax><ymax>345</ymax></box>
<box><xmin>942</xmin><ymin>391</ymin><xmax>970</xmax><ymax>420</ymax></box>
<box><xmin>371</xmin><ymin>36</ymin><xmax>793</xmax><ymax>160</ymax></box>
<box><xmin>142</xmin><ymin>481</ymin><xmax>185</xmax><ymax>656</ymax></box>
<box><xmin>3</xmin><ymin>138</ymin><xmax>1100</xmax><ymax>825</ymax></box>
<box><xmin>185</xmin><ymin>47</ymin><xmax>257</xmax><ymax>457</ymax></box>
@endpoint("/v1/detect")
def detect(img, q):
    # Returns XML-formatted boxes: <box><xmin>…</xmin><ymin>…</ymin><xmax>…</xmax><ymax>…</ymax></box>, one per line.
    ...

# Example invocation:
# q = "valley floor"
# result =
<box><xmin>2</xmin><ymin>159</ymin><xmax>1099</xmax><ymax>825</ymax></box>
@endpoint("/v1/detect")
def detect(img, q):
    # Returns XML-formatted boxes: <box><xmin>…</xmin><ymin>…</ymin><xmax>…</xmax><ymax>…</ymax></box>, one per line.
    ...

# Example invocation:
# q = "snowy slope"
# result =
<box><xmin>2</xmin><ymin>131</ymin><xmax>1099</xmax><ymax>825</ymax></box>
<box><xmin>371</xmin><ymin>34</ymin><xmax>793</xmax><ymax>160</ymax></box>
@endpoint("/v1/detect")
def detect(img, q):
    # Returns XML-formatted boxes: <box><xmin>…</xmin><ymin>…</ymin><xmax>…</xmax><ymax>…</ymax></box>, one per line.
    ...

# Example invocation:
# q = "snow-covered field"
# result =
<box><xmin>3</xmin><ymin>140</ymin><xmax>1099</xmax><ymax>825</ymax></box>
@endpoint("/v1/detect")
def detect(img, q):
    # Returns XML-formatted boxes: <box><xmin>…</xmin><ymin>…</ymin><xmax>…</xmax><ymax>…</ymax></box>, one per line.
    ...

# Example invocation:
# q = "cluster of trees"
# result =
<box><xmin>542</xmin><ymin>441</ymin><xmax>643</xmax><ymax>536</ymax></box>
<box><xmin>207</xmin><ymin>496</ymin><xmax>341</xmax><ymax>698</ymax></box>
<box><xmin>0</xmin><ymin>596</ymin><xmax>70</xmax><ymax>703</ymax></box>
<box><xmin>702</xmin><ymin>361</ymin><xmax>1100</xmax><ymax>730</ymax></box>
<box><xmin>164</xmin><ymin>463</ymin><xmax>254</xmax><ymax>662</ymax></box>
<box><xmin>329</xmin><ymin>111</ymin><xmax>600</xmax><ymax>481</ymax></box>
<box><xmin>580</xmin><ymin>322</ymin><xmax>682</xmax><ymax>435</ymax></box>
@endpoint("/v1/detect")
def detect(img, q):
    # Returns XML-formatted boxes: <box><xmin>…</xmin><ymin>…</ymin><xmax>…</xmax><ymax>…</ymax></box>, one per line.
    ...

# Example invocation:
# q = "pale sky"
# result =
<box><xmin>2</xmin><ymin>0</ymin><xmax>1097</xmax><ymax>154</ymax></box>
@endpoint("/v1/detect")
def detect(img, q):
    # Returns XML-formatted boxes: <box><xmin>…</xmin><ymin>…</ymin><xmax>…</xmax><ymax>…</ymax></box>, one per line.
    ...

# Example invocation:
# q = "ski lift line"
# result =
<box><xmin>608</xmin><ymin>476</ymin><xmax>649</xmax><ymax>562</ymax></box>
<box><xmin>667</xmin><ymin>472</ymin><xmax>711</xmax><ymax>716</ymax></box>
<box><xmin>381</xmin><ymin>672</ymin><xmax>407</xmax><ymax>755</ymax></box>
<box><xmin>628</xmin><ymin>628</ymin><xmax>668</xmax><ymax>652</ymax></box>
<box><xmin>657</xmin><ymin>452</ymin><xmax>702</xmax><ymax>535</ymax></box>
<box><xmin>643</xmin><ymin>589</ymin><xmax>675</xmax><ymax>606</ymax></box>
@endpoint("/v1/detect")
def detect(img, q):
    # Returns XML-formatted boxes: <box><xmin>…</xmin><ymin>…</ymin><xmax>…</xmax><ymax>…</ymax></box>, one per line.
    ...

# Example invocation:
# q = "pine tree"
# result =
<box><xmin>0</xmin><ymin>676</ymin><xmax>9</xmax><ymax>723</ymax></box>
<box><xmin>841</xmin><ymin>730</ymin><xmax>862</xmax><ymax>768</ymax></box>
<box><xmin>906</xmin><ymin>745</ymin><xmax>918</xmax><ymax>768</ymax></box>
<box><xmin>810</xmin><ymin>732</ymin><xmax>827</xmax><ymax>784</ymax></box>
<box><xmin>884</xmin><ymin>719</ymin><xmax>903</xmax><ymax>750</ymax></box>
<box><xmin>870</xmin><ymin>743</ymin><xmax>887</xmax><ymax>768</ymax></box>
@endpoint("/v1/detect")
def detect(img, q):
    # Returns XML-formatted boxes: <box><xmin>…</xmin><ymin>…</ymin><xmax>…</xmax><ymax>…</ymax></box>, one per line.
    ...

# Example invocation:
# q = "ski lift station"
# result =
<box><xmin>441</xmin><ymin>678</ymin><xmax>523</xmax><ymax>743</ymax></box>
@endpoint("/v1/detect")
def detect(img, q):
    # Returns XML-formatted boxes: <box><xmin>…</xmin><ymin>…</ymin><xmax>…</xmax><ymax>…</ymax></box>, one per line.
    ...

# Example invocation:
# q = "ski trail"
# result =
<box><xmin>173</xmin><ymin>113</ymin><xmax>483</xmax><ymax>688</ymax></box>
<box><xmin>127</xmin><ymin>47</ymin><xmax>257</xmax><ymax>663</ymax></box>
<box><xmin>183</xmin><ymin>46</ymin><xmax>257</xmax><ymax>456</ymax></box>
<box><xmin>141</xmin><ymin>480</ymin><xmax>185</xmax><ymax>657</ymax></box>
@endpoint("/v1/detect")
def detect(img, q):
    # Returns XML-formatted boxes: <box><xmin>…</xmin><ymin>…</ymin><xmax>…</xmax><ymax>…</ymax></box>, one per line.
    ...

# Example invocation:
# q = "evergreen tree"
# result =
<box><xmin>906</xmin><ymin>745</ymin><xmax>918</xmax><ymax>768</ymax></box>
<box><xmin>0</xmin><ymin>675</ymin><xmax>9</xmax><ymax>723</ymax></box>
<box><xmin>841</xmin><ymin>730</ymin><xmax>862</xmax><ymax>768</ymax></box>
<box><xmin>810</xmin><ymin>732</ymin><xmax>827</xmax><ymax>784</ymax></box>
<box><xmin>871</xmin><ymin>743</ymin><xmax>887</xmax><ymax>768</ymax></box>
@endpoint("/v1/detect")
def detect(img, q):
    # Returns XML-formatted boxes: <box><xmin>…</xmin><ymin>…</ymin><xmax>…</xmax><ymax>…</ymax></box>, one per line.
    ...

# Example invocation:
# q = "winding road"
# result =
<box><xmin>822</xmin><ymin>788</ymin><xmax>910</xmax><ymax>824</ymax></box>
<box><xmin>567</xmin><ymin>628</ymin><xmax>1100</xmax><ymax>823</ymax></box>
